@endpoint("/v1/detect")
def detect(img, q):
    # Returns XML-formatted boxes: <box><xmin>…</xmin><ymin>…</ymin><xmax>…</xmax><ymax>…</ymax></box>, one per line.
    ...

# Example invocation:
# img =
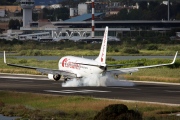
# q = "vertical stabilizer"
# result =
<box><xmin>95</xmin><ymin>26</ymin><xmax>108</xmax><ymax>64</ymax></box>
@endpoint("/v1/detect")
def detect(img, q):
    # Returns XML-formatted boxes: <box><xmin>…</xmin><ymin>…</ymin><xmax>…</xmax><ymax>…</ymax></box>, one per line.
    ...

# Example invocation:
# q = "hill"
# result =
<box><xmin>16</xmin><ymin>0</ymin><xmax>64</xmax><ymax>5</ymax></box>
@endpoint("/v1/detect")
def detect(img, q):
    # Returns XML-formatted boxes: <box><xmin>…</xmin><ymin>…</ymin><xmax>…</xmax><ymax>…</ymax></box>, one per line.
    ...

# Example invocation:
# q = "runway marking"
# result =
<box><xmin>165</xmin><ymin>90</ymin><xmax>180</xmax><ymax>93</ymax></box>
<box><xmin>0</xmin><ymin>76</ymin><xmax>34</xmax><ymax>79</ymax></box>
<box><xmin>8</xmin><ymin>80</ymin><xmax>20</xmax><ymax>82</ymax></box>
<box><xmin>107</xmin><ymin>87</ymin><xmax>141</xmax><ymax>90</ymax></box>
<box><xmin>0</xmin><ymin>76</ymin><xmax>37</xmax><ymax>80</ymax></box>
<box><xmin>133</xmin><ymin>80</ymin><xmax>180</xmax><ymax>86</ymax></box>
<box><xmin>52</xmin><ymin>83</ymin><xmax>61</xmax><ymax>85</ymax></box>
<box><xmin>0</xmin><ymin>76</ymin><xmax>48</xmax><ymax>80</ymax></box>
<box><xmin>8</xmin><ymin>79</ymin><xmax>33</xmax><ymax>82</ymax></box>
<box><xmin>44</xmin><ymin>89</ymin><xmax>111</xmax><ymax>94</ymax></box>
<box><xmin>20</xmin><ymin>81</ymin><xmax>34</xmax><ymax>83</ymax></box>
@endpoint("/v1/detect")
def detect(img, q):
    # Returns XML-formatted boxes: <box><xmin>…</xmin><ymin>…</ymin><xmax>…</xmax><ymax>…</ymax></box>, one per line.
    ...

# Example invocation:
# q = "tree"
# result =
<box><xmin>8</xmin><ymin>19</ymin><xmax>14</xmax><ymax>29</ymax></box>
<box><xmin>148</xmin><ymin>1</ymin><xmax>159</xmax><ymax>11</ymax></box>
<box><xmin>43</xmin><ymin>7</ymin><xmax>69</xmax><ymax>21</ymax></box>
<box><xmin>128</xmin><ymin>9</ymin><xmax>142</xmax><ymax>20</ymax></box>
<box><xmin>141</xmin><ymin>10</ymin><xmax>152</xmax><ymax>20</ymax></box>
<box><xmin>139</xmin><ymin>1</ymin><xmax>148</xmax><ymax>10</ymax></box>
<box><xmin>0</xmin><ymin>0</ymin><xmax>7</xmax><ymax>5</ymax></box>
<box><xmin>14</xmin><ymin>19</ymin><xmax>21</xmax><ymax>29</ymax></box>
<box><xmin>56</xmin><ymin>7</ymin><xmax>69</xmax><ymax>20</ymax></box>
<box><xmin>7</xmin><ymin>0</ymin><xmax>16</xmax><ymax>3</ymax></box>
<box><xmin>171</xmin><ymin>2</ymin><xmax>180</xmax><ymax>20</ymax></box>
<box><xmin>0</xmin><ymin>0</ymin><xmax>16</xmax><ymax>5</ymax></box>
<box><xmin>117</xmin><ymin>8</ymin><xmax>128</xmax><ymax>20</ymax></box>
<box><xmin>176</xmin><ymin>13</ymin><xmax>180</xmax><ymax>20</ymax></box>
<box><xmin>8</xmin><ymin>19</ymin><xmax>21</xmax><ymax>29</ymax></box>
<box><xmin>152</xmin><ymin>4</ymin><xmax>168</xmax><ymax>20</ymax></box>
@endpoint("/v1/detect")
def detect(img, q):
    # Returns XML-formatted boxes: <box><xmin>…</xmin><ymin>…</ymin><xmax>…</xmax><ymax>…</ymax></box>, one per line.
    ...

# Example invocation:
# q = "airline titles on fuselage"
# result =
<box><xmin>62</xmin><ymin>58</ymin><xmax>88</xmax><ymax>70</ymax></box>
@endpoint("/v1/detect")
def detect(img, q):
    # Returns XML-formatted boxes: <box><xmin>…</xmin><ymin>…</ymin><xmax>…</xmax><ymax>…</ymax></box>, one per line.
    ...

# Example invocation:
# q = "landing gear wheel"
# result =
<box><xmin>64</xmin><ymin>78</ymin><xmax>71</xmax><ymax>83</ymax></box>
<box><xmin>64</xmin><ymin>78</ymin><xmax>68</xmax><ymax>83</ymax></box>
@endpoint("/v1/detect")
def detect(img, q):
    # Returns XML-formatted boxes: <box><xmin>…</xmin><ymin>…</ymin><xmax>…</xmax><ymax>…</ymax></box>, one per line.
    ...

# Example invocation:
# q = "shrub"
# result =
<box><xmin>114</xmin><ymin>48</ymin><xmax>119</xmax><ymax>52</ymax></box>
<box><xmin>19</xmin><ymin>50</ymin><xmax>43</xmax><ymax>56</ymax></box>
<box><xmin>94</xmin><ymin>104</ymin><xmax>142</xmax><ymax>120</ymax></box>
<box><xmin>0</xmin><ymin>101</ymin><xmax>5</xmax><ymax>108</ymax></box>
<box><xmin>167</xmin><ymin>59</ymin><xmax>180</xmax><ymax>68</ymax></box>
<box><xmin>122</xmin><ymin>48</ymin><xmax>139</xmax><ymax>54</ymax></box>
<box><xmin>106</xmin><ymin>57</ymin><xmax>116</xmax><ymax>61</ymax></box>
<box><xmin>32</xmin><ymin>50</ymin><xmax>42</xmax><ymax>56</ymax></box>
<box><xmin>147</xmin><ymin>44</ymin><xmax>158</xmax><ymax>50</ymax></box>
<box><xmin>19</xmin><ymin>59</ymin><xmax>27</xmax><ymax>64</ymax></box>
<box><xmin>107</xmin><ymin>46</ymin><xmax>114</xmax><ymax>52</ymax></box>
<box><xmin>19</xmin><ymin>50</ymin><xmax>26</xmax><ymax>55</ymax></box>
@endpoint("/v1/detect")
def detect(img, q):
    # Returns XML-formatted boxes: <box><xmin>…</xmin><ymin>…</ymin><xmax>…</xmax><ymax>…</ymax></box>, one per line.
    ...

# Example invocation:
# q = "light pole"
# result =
<box><xmin>168</xmin><ymin>0</ymin><xmax>170</xmax><ymax>21</ymax></box>
<box><xmin>92</xmin><ymin>0</ymin><xmax>95</xmax><ymax>38</ymax></box>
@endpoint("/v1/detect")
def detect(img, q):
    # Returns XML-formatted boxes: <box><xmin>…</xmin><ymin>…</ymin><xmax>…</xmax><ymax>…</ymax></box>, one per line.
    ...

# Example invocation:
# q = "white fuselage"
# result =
<box><xmin>58</xmin><ymin>56</ymin><xmax>104</xmax><ymax>77</ymax></box>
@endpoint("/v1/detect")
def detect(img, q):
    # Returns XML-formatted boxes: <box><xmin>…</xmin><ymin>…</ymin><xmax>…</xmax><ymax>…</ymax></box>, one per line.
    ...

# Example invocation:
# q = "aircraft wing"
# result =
<box><xmin>3</xmin><ymin>51</ymin><xmax>77</xmax><ymax>78</ymax></box>
<box><xmin>36</xmin><ymin>68</ymin><xmax>76</xmax><ymax>78</ymax></box>
<box><xmin>107</xmin><ymin>62</ymin><xmax>144</xmax><ymax>67</ymax></box>
<box><xmin>106</xmin><ymin>51</ymin><xmax>178</xmax><ymax>74</ymax></box>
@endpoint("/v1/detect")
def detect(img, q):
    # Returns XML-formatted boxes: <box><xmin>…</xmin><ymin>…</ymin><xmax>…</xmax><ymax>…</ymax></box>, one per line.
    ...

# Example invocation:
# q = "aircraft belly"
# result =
<box><xmin>88</xmin><ymin>66</ymin><xmax>102</xmax><ymax>75</ymax></box>
<box><xmin>75</xmin><ymin>66</ymin><xmax>102</xmax><ymax>77</ymax></box>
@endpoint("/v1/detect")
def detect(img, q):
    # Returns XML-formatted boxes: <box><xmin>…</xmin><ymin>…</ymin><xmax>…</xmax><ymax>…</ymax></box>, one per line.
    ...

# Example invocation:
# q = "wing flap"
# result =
<box><xmin>6</xmin><ymin>63</ymin><xmax>39</xmax><ymax>69</ymax></box>
<box><xmin>107</xmin><ymin>68</ymin><xmax>139</xmax><ymax>74</ymax></box>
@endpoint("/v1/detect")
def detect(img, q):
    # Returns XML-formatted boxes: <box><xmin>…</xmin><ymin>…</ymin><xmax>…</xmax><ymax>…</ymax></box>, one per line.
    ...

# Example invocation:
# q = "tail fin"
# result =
<box><xmin>95</xmin><ymin>26</ymin><xmax>108</xmax><ymax>64</ymax></box>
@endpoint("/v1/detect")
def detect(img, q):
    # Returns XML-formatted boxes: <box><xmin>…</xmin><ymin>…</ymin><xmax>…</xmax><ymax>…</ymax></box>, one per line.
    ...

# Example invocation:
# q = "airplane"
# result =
<box><xmin>3</xmin><ymin>26</ymin><xmax>178</xmax><ymax>82</ymax></box>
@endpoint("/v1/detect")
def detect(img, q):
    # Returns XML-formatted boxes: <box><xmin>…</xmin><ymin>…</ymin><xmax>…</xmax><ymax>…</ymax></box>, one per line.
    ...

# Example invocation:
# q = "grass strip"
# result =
<box><xmin>0</xmin><ymin>57</ymin><xmax>180</xmax><ymax>83</ymax></box>
<box><xmin>0</xmin><ymin>91</ymin><xmax>180</xmax><ymax>120</ymax></box>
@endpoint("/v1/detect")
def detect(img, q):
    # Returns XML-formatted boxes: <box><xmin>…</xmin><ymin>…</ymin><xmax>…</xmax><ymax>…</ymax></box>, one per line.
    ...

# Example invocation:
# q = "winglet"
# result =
<box><xmin>171</xmin><ymin>51</ymin><xmax>178</xmax><ymax>64</ymax></box>
<box><xmin>4</xmin><ymin>51</ymin><xmax>6</xmax><ymax>64</ymax></box>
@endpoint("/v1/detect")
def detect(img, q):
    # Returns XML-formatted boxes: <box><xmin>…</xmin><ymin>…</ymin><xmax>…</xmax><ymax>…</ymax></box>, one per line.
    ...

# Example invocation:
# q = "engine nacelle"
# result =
<box><xmin>48</xmin><ymin>74</ymin><xmax>61</xmax><ymax>81</ymax></box>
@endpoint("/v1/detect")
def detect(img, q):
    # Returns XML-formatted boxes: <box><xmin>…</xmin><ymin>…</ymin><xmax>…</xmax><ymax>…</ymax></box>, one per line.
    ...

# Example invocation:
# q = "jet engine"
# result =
<box><xmin>48</xmin><ymin>74</ymin><xmax>61</xmax><ymax>81</ymax></box>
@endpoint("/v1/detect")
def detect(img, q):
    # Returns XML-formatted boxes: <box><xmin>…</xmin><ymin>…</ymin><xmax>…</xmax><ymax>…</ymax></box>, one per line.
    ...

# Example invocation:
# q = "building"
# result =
<box><xmin>78</xmin><ymin>1</ymin><xmax>108</xmax><ymax>15</ymax></box>
<box><xmin>70</xmin><ymin>8</ymin><xmax>78</xmax><ymax>17</ymax></box>
<box><xmin>49</xmin><ymin>4</ymin><xmax>62</xmax><ymax>9</ymax></box>
<box><xmin>0</xmin><ymin>22</ymin><xmax>9</xmax><ymax>31</ymax></box>
<box><xmin>18</xmin><ymin>32</ymin><xmax>50</xmax><ymax>40</ymax></box>
<box><xmin>0</xmin><ymin>9</ymin><xmax>5</xmax><ymax>17</ymax></box>
<box><xmin>108</xmin><ymin>2</ymin><xmax>139</xmax><ymax>15</ymax></box>
<box><xmin>1</xmin><ymin>0</ymin><xmax>180</xmax><ymax>42</ymax></box>
<box><xmin>20</xmin><ymin>0</ymin><xmax>35</xmax><ymax>27</ymax></box>
<box><xmin>0</xmin><ymin>6</ymin><xmax>21</xmax><ymax>13</ymax></box>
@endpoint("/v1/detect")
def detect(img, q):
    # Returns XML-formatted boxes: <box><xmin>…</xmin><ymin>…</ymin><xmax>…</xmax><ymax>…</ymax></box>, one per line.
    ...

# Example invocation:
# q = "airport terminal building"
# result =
<box><xmin>1</xmin><ymin>0</ymin><xmax>180</xmax><ymax>41</ymax></box>
<box><xmin>19</xmin><ymin>17</ymin><xmax>180</xmax><ymax>41</ymax></box>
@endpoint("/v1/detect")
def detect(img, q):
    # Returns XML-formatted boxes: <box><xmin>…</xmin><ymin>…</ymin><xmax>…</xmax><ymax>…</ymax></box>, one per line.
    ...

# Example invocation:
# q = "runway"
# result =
<box><xmin>0</xmin><ymin>73</ymin><xmax>180</xmax><ymax>105</ymax></box>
